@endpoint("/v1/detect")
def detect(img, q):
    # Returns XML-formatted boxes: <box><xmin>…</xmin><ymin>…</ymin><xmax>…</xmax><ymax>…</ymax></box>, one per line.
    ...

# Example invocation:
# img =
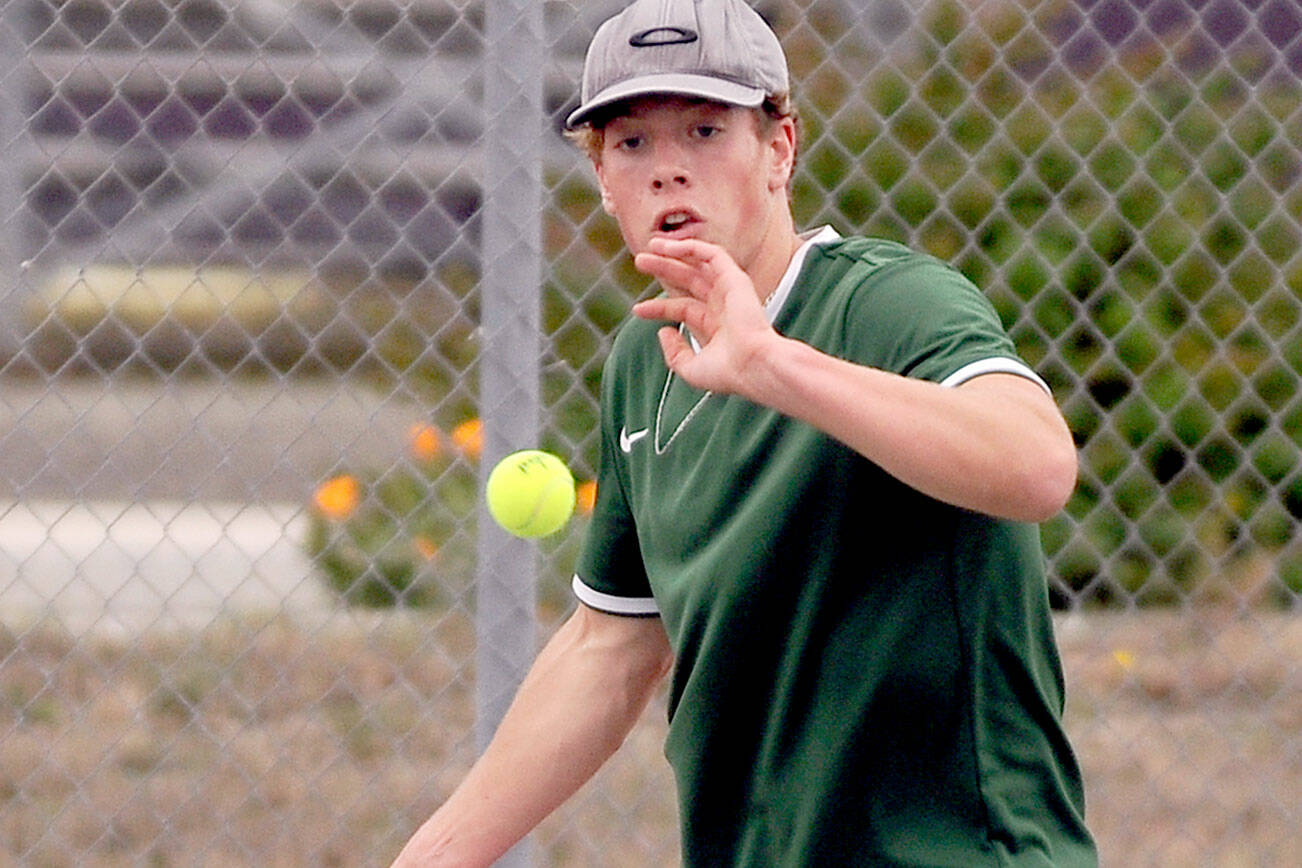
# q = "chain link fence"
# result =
<box><xmin>0</xmin><ymin>0</ymin><xmax>1298</xmax><ymax>864</ymax></box>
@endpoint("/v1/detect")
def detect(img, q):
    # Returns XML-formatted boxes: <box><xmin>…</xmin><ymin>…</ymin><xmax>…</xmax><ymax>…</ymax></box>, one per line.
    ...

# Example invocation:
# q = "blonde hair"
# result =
<box><xmin>565</xmin><ymin>93</ymin><xmax>800</xmax><ymax>169</ymax></box>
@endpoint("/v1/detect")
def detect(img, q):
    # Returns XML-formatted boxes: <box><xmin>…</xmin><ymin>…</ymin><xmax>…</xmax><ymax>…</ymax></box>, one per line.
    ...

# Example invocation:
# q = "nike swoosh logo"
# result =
<box><xmin>619</xmin><ymin>427</ymin><xmax>649</xmax><ymax>453</ymax></box>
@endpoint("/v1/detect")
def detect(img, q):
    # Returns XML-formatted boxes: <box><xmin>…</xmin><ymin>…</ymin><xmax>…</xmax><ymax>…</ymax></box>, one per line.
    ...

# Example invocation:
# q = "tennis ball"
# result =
<box><xmin>486</xmin><ymin>450</ymin><xmax>576</xmax><ymax>538</ymax></box>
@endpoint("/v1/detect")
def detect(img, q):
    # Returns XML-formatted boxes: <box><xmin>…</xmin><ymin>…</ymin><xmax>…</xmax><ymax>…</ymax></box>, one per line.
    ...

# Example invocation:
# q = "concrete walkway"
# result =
<box><xmin>0</xmin><ymin>499</ymin><xmax>331</xmax><ymax>636</ymax></box>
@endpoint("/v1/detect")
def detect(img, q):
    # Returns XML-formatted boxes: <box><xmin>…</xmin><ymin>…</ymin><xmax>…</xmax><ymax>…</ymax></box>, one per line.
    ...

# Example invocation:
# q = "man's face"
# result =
<box><xmin>593</xmin><ymin>97</ymin><xmax>795</xmax><ymax>276</ymax></box>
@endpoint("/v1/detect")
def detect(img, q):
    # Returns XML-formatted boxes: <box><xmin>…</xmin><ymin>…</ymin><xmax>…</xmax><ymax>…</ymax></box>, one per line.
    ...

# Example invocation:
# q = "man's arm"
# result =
<box><xmin>631</xmin><ymin>237</ymin><xmax>1078</xmax><ymax>523</ymax></box>
<box><xmin>390</xmin><ymin>604</ymin><xmax>673</xmax><ymax>867</ymax></box>
<box><xmin>746</xmin><ymin>354</ymin><xmax>1076</xmax><ymax>522</ymax></box>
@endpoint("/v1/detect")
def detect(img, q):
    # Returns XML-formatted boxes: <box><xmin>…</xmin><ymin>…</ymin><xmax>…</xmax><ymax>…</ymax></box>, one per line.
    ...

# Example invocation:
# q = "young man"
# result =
<box><xmin>392</xmin><ymin>0</ymin><xmax>1097</xmax><ymax>865</ymax></box>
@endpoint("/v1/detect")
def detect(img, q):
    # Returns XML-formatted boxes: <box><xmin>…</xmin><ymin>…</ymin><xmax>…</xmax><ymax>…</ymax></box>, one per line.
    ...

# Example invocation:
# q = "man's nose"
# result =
<box><xmin>650</xmin><ymin>143</ymin><xmax>690</xmax><ymax>190</ymax></box>
<box><xmin>651</xmin><ymin>171</ymin><xmax>689</xmax><ymax>190</ymax></box>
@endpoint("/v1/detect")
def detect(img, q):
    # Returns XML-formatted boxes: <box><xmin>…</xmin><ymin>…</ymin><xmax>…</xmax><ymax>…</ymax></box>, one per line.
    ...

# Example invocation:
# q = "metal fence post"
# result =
<box><xmin>477</xmin><ymin>0</ymin><xmax>544</xmax><ymax>865</ymax></box>
<box><xmin>0</xmin><ymin>0</ymin><xmax>27</xmax><ymax>357</ymax></box>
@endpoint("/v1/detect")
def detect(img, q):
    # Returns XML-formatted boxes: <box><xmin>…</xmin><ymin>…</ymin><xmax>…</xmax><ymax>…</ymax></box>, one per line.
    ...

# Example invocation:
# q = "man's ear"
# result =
<box><xmin>767</xmin><ymin>116</ymin><xmax>797</xmax><ymax>192</ymax></box>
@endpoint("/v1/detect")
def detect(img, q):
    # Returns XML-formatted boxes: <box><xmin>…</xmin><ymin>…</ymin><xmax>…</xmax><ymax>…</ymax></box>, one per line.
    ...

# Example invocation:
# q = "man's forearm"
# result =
<box><xmin>748</xmin><ymin>336</ymin><xmax>1078</xmax><ymax>522</ymax></box>
<box><xmin>390</xmin><ymin>607</ymin><xmax>672</xmax><ymax>867</ymax></box>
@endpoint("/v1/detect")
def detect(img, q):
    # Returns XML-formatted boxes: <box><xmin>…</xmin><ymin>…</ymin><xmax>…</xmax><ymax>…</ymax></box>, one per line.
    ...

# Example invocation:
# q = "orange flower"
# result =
<box><xmin>576</xmin><ymin>480</ymin><xmax>597</xmax><ymax>515</ymax></box>
<box><xmin>413</xmin><ymin>535</ymin><xmax>439</xmax><ymax>561</ymax></box>
<box><xmin>451</xmin><ymin>418</ymin><xmax>483</xmax><ymax>460</ymax></box>
<box><xmin>313</xmin><ymin>474</ymin><xmax>361</xmax><ymax>521</ymax></box>
<box><xmin>409</xmin><ymin>423</ymin><xmax>443</xmax><ymax>462</ymax></box>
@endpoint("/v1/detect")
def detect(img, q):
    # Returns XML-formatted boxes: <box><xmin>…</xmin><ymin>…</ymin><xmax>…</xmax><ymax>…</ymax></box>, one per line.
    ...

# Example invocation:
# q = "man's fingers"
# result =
<box><xmin>634</xmin><ymin>296</ymin><xmax>711</xmax><ymax>334</ymax></box>
<box><xmin>644</xmin><ymin>236</ymin><xmax>726</xmax><ymax>266</ymax></box>
<box><xmin>632</xmin><ymin>296</ymin><xmax>689</xmax><ymax>320</ymax></box>
<box><xmin>656</xmin><ymin>326</ymin><xmax>694</xmax><ymax>372</ymax></box>
<box><xmin>633</xmin><ymin>252</ymin><xmax>711</xmax><ymax>296</ymax></box>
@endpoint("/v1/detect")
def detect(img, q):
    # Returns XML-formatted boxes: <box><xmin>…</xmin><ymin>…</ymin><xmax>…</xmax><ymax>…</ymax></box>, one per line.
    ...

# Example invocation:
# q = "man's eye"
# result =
<box><xmin>617</xmin><ymin>135</ymin><xmax>642</xmax><ymax>150</ymax></box>
<box><xmin>695</xmin><ymin>125</ymin><xmax>719</xmax><ymax>138</ymax></box>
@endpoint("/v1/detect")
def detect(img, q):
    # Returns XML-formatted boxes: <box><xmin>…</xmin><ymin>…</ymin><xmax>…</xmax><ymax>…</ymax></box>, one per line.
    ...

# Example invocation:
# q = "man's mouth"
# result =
<box><xmin>655</xmin><ymin>210</ymin><xmax>699</xmax><ymax>234</ymax></box>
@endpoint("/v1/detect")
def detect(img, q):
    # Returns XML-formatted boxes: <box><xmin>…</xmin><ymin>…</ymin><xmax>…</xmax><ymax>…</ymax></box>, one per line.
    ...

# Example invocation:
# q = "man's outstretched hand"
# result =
<box><xmin>631</xmin><ymin>237</ymin><xmax>782</xmax><ymax>398</ymax></box>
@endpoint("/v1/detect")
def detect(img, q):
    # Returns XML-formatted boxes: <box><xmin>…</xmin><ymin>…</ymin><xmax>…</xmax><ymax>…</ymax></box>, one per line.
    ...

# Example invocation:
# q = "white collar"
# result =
<box><xmin>764</xmin><ymin>225</ymin><xmax>841</xmax><ymax>323</ymax></box>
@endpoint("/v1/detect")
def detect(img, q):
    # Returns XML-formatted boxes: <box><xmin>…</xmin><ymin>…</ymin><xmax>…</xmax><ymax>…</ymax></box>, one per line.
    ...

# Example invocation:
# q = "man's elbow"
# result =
<box><xmin>1014</xmin><ymin>440</ymin><xmax>1079</xmax><ymax>523</ymax></box>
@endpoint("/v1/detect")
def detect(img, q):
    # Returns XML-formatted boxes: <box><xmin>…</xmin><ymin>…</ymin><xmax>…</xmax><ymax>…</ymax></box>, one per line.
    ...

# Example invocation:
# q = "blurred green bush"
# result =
<box><xmin>303</xmin><ymin>437</ymin><xmax>477</xmax><ymax>609</ymax></box>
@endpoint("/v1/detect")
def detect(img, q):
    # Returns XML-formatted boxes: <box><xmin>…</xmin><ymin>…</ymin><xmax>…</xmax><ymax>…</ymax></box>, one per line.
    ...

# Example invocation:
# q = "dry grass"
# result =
<box><xmin>1059</xmin><ymin>609</ymin><xmax>1302</xmax><ymax>868</ymax></box>
<box><xmin>0</xmin><ymin>609</ymin><xmax>1297</xmax><ymax>866</ymax></box>
<box><xmin>0</xmin><ymin>613</ymin><xmax>479</xmax><ymax>866</ymax></box>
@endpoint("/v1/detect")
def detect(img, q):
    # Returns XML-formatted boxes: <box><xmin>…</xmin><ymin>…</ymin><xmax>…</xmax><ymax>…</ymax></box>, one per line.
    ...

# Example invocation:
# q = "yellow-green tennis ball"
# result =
<box><xmin>486</xmin><ymin>450</ymin><xmax>576</xmax><ymax>538</ymax></box>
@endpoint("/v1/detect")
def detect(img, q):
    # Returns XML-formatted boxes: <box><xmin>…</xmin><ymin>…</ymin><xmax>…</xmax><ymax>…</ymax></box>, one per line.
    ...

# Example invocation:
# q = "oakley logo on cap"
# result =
<box><xmin>629</xmin><ymin>26</ymin><xmax>699</xmax><ymax>47</ymax></box>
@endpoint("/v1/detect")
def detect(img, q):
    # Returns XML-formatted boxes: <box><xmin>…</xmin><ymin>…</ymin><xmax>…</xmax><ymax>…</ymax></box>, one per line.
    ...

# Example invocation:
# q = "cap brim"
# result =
<box><xmin>566</xmin><ymin>73</ymin><xmax>766</xmax><ymax>128</ymax></box>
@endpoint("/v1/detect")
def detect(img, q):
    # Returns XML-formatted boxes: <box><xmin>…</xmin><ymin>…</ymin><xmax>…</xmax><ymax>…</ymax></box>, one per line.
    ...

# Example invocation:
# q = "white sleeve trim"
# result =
<box><xmin>571</xmin><ymin>574</ymin><xmax>660</xmax><ymax>616</ymax></box>
<box><xmin>939</xmin><ymin>358</ymin><xmax>1051</xmax><ymax>396</ymax></box>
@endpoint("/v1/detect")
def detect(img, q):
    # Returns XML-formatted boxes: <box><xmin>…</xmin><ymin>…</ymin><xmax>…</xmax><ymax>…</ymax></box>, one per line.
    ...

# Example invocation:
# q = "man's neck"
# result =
<box><xmin>749</xmin><ymin>228</ymin><xmax>804</xmax><ymax>306</ymax></box>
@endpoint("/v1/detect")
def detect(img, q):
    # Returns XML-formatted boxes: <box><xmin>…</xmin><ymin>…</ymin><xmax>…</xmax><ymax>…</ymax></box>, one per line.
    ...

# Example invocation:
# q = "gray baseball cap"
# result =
<box><xmin>566</xmin><ymin>0</ymin><xmax>789</xmax><ymax>129</ymax></box>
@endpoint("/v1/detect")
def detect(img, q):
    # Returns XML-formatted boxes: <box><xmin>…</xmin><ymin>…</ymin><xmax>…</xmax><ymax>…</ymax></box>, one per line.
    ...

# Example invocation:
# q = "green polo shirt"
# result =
<box><xmin>574</xmin><ymin>230</ymin><xmax>1096</xmax><ymax>867</ymax></box>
